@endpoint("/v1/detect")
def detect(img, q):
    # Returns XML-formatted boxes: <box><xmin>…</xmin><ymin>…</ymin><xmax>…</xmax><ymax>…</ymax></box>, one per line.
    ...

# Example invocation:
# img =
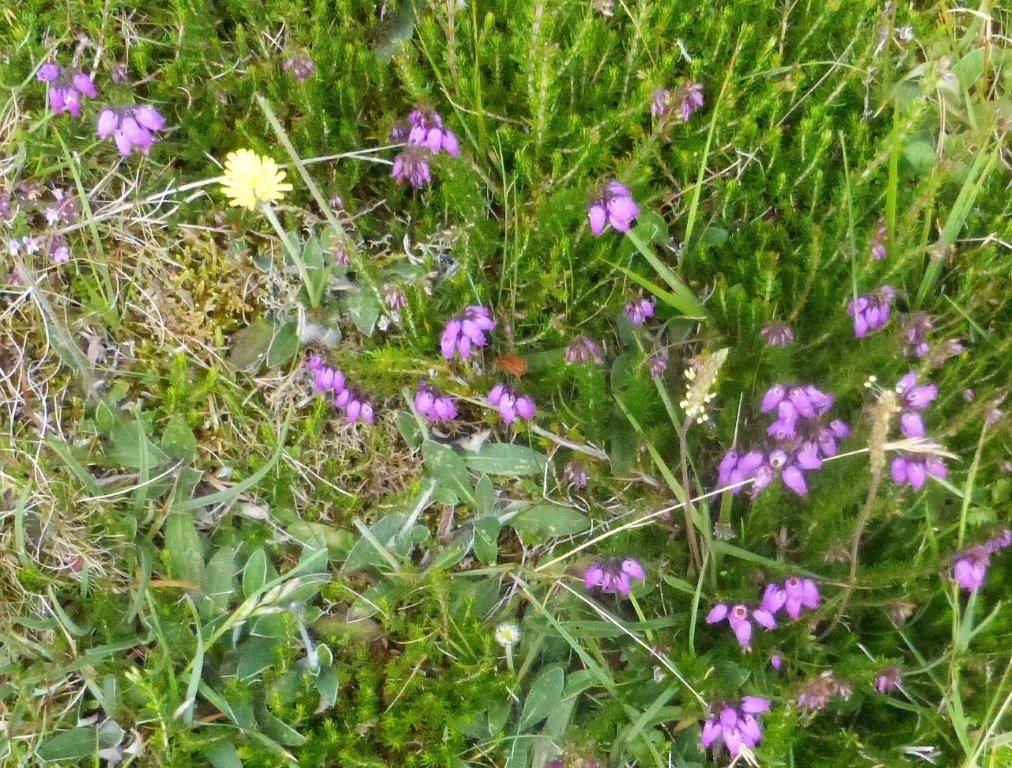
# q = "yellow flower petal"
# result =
<box><xmin>219</xmin><ymin>149</ymin><xmax>293</xmax><ymax>211</ymax></box>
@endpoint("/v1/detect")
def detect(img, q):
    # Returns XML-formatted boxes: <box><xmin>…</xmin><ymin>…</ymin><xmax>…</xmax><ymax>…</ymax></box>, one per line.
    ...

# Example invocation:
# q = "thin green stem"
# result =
<box><xmin>261</xmin><ymin>201</ymin><xmax>320</xmax><ymax>309</ymax></box>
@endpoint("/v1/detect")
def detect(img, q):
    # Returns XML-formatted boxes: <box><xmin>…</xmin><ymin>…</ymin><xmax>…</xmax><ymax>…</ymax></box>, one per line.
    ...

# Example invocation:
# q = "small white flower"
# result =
<box><xmin>494</xmin><ymin>621</ymin><xmax>520</xmax><ymax>649</ymax></box>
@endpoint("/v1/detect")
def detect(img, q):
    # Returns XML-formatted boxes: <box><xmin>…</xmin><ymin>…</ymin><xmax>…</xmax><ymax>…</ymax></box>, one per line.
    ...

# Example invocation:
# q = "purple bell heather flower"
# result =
<box><xmin>391</xmin><ymin>147</ymin><xmax>432</xmax><ymax>188</ymax></box>
<box><xmin>783</xmin><ymin>576</ymin><xmax>820</xmax><ymax>620</ymax></box>
<box><xmin>678</xmin><ymin>80</ymin><xmax>704</xmax><ymax>121</ymax></box>
<box><xmin>282</xmin><ymin>54</ymin><xmax>316</xmax><ymax>81</ymax></box>
<box><xmin>716</xmin><ymin>449</ymin><xmax>765</xmax><ymax>492</ymax></box>
<box><xmin>488</xmin><ymin>384</ymin><xmax>535</xmax><ymax>425</ymax></box>
<box><xmin>761</xmin><ymin>321</ymin><xmax>794</xmax><ymax>347</ymax></box>
<box><xmin>706</xmin><ymin>603</ymin><xmax>754</xmax><ymax>650</ymax></box>
<box><xmin>797</xmin><ymin>671</ymin><xmax>852</xmax><ymax>711</ymax></box>
<box><xmin>37</xmin><ymin>61</ymin><xmax>60</xmax><ymax>83</ymax></box>
<box><xmin>753</xmin><ymin>444</ymin><xmax>822</xmax><ymax>497</ymax></box>
<box><xmin>870</xmin><ymin>224</ymin><xmax>887</xmax><ymax>261</ymax></box>
<box><xmin>309</xmin><ymin>361</ymin><xmax>346</xmax><ymax>395</ymax></box>
<box><xmin>72</xmin><ymin>72</ymin><xmax>97</xmax><ymax>98</ymax></box>
<box><xmin>97</xmin><ymin>105</ymin><xmax>167</xmax><ymax>156</ymax></box>
<box><xmin>901</xmin><ymin>313</ymin><xmax>933</xmax><ymax>358</ymax></box>
<box><xmin>588</xmin><ymin>180</ymin><xmax>640</xmax><ymax>236</ymax></box>
<box><xmin>952</xmin><ymin>530</ymin><xmax>1010</xmax><ymax>592</ymax></box>
<box><xmin>651</xmin><ymin>88</ymin><xmax>672</xmax><ymax>118</ymax></box>
<box><xmin>584</xmin><ymin>558</ymin><xmax>645</xmax><ymax>597</ymax></box>
<box><xmin>564</xmin><ymin>335</ymin><xmax>605</xmax><ymax>365</ymax></box>
<box><xmin>39</xmin><ymin>63</ymin><xmax>97</xmax><ymax>117</ymax></box>
<box><xmin>414</xmin><ymin>382</ymin><xmax>457</xmax><ymax>423</ymax></box>
<box><xmin>770</xmin><ymin>652</ymin><xmax>783</xmax><ymax>670</ymax></box>
<box><xmin>334</xmin><ymin>387</ymin><xmax>374</xmax><ymax>424</ymax></box>
<box><xmin>700</xmin><ymin>698</ymin><xmax>768</xmax><ymax>757</ymax></box>
<box><xmin>564</xmin><ymin>460</ymin><xmax>589</xmax><ymax>489</ymax></box>
<box><xmin>49</xmin><ymin>235</ymin><xmax>70</xmax><ymax>264</ymax></box>
<box><xmin>648</xmin><ymin>346</ymin><xmax>669</xmax><ymax>379</ymax></box>
<box><xmin>440</xmin><ymin>305</ymin><xmax>496</xmax><ymax>360</ymax></box>
<box><xmin>890</xmin><ymin>453</ymin><xmax>947</xmax><ymax>491</ymax></box>
<box><xmin>622</xmin><ymin>297</ymin><xmax>654</xmax><ymax>326</ymax></box>
<box><xmin>847</xmin><ymin>285</ymin><xmax>897</xmax><ymax>338</ymax></box>
<box><xmin>405</xmin><ymin>107</ymin><xmax>460</xmax><ymax>157</ymax></box>
<box><xmin>874</xmin><ymin>666</ymin><xmax>902</xmax><ymax>694</ymax></box>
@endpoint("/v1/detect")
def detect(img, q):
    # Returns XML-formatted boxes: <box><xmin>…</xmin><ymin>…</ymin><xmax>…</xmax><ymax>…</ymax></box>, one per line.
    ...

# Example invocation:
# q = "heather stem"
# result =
<box><xmin>839</xmin><ymin>467</ymin><xmax>883</xmax><ymax>620</ymax></box>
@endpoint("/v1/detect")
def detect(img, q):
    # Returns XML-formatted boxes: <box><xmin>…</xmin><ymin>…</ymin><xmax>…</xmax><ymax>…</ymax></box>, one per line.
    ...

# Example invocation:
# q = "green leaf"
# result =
<box><xmin>161</xmin><ymin>415</ymin><xmax>197</xmax><ymax>462</ymax></box>
<box><xmin>204</xmin><ymin>741</ymin><xmax>243</xmax><ymax>768</ymax></box>
<box><xmin>316</xmin><ymin>665</ymin><xmax>340</xmax><ymax>710</ymax></box>
<box><xmin>519</xmin><ymin>666</ymin><xmax>565</xmax><ymax>731</ymax></box>
<box><xmin>266</xmin><ymin>321</ymin><xmax>300</xmax><ymax>368</ymax></box>
<box><xmin>463</xmin><ymin>443</ymin><xmax>547</xmax><ymax>476</ymax></box>
<box><xmin>423</xmin><ymin>441</ymin><xmax>474</xmax><ymax>503</ymax></box>
<box><xmin>473</xmin><ymin>517</ymin><xmax>501</xmax><ymax>565</ymax></box>
<box><xmin>243</xmin><ymin>549</ymin><xmax>269</xmax><ymax>598</ymax></box>
<box><xmin>345</xmin><ymin>288</ymin><xmax>382</xmax><ymax>337</ymax></box>
<box><xmin>37</xmin><ymin>724</ymin><xmax>121</xmax><ymax>762</ymax></box>
<box><xmin>511</xmin><ymin>504</ymin><xmax>590</xmax><ymax>537</ymax></box>
<box><xmin>202</xmin><ymin>546</ymin><xmax>236</xmax><ymax>613</ymax></box>
<box><xmin>108</xmin><ymin>419</ymin><xmax>169</xmax><ymax>469</ymax></box>
<box><xmin>237</xmin><ymin>636</ymin><xmax>279</xmax><ymax>680</ymax></box>
<box><xmin>164</xmin><ymin>512</ymin><xmax>204</xmax><ymax>584</ymax></box>
<box><xmin>395</xmin><ymin>411</ymin><xmax>423</xmax><ymax>449</ymax></box>
<box><xmin>227</xmin><ymin>317</ymin><xmax>276</xmax><ymax>370</ymax></box>
<box><xmin>952</xmin><ymin>48</ymin><xmax>985</xmax><ymax>90</ymax></box>
<box><xmin>902</xmin><ymin>139</ymin><xmax>936</xmax><ymax>174</ymax></box>
<box><xmin>256</xmin><ymin>702</ymin><xmax>307</xmax><ymax>746</ymax></box>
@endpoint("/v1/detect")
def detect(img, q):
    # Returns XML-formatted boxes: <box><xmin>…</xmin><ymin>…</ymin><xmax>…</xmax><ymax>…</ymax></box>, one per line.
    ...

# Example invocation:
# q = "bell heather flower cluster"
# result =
<box><xmin>563</xmin><ymin>460</ymin><xmax>589</xmax><ymax>489</ymax></box>
<box><xmin>390</xmin><ymin>108</ymin><xmax>459</xmax><ymax>188</ymax></box>
<box><xmin>700</xmin><ymin>696</ymin><xmax>770</xmax><ymax>758</ymax></box>
<box><xmin>588</xmin><ymin>181</ymin><xmax>640</xmax><ymax>236</ymax></box>
<box><xmin>952</xmin><ymin>530</ymin><xmax>1011</xmax><ymax>592</ymax></box>
<box><xmin>889</xmin><ymin>372</ymin><xmax>948</xmax><ymax>490</ymax></box>
<box><xmin>719</xmin><ymin>384</ymin><xmax>849</xmax><ymax>497</ymax></box>
<box><xmin>487</xmin><ymin>384</ymin><xmax>536</xmax><ymax>425</ymax></box>
<box><xmin>796</xmin><ymin>670</ymin><xmax>852</xmax><ymax>712</ymax></box>
<box><xmin>440</xmin><ymin>305</ymin><xmax>496</xmax><ymax>360</ymax></box>
<box><xmin>869</xmin><ymin>223</ymin><xmax>887</xmax><ymax>261</ymax></box>
<box><xmin>847</xmin><ymin>285</ymin><xmax>896</xmax><ymax>338</ymax></box>
<box><xmin>622</xmin><ymin>297</ymin><xmax>654</xmax><ymax>326</ymax></box>
<box><xmin>282</xmin><ymin>54</ymin><xmax>316</xmax><ymax>81</ymax></box>
<box><xmin>652</xmin><ymin>81</ymin><xmax>704</xmax><ymax>122</ymax></box>
<box><xmin>414</xmin><ymin>382</ymin><xmax>457</xmax><ymax>423</ymax></box>
<box><xmin>564</xmin><ymin>336</ymin><xmax>604</xmax><ymax>365</ymax></box>
<box><xmin>706</xmin><ymin>578</ymin><xmax>820</xmax><ymax>651</ymax></box>
<box><xmin>583</xmin><ymin>558</ymin><xmax>645</xmax><ymax>597</ymax></box>
<box><xmin>760</xmin><ymin>321</ymin><xmax>794</xmax><ymax>347</ymax></box>
<box><xmin>97</xmin><ymin>105</ymin><xmax>167</xmax><ymax>156</ymax></box>
<box><xmin>874</xmin><ymin>666</ymin><xmax>902</xmax><ymax>694</ymax></box>
<box><xmin>306</xmin><ymin>355</ymin><xmax>374</xmax><ymax>424</ymax></box>
<box><xmin>37</xmin><ymin>61</ymin><xmax>97</xmax><ymax>117</ymax></box>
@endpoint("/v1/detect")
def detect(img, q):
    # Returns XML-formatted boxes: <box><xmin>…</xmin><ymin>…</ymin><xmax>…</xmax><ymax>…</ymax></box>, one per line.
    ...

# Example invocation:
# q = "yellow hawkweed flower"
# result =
<box><xmin>219</xmin><ymin>149</ymin><xmax>293</xmax><ymax>210</ymax></box>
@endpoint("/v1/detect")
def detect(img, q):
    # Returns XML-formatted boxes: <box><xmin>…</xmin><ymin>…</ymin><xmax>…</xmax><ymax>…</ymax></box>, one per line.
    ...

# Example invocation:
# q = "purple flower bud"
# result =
<box><xmin>441</xmin><ymin>306</ymin><xmax>496</xmax><ymax>360</ymax></box>
<box><xmin>588</xmin><ymin>180</ymin><xmax>640</xmax><ymax>237</ymax></box>
<box><xmin>584</xmin><ymin>558</ymin><xmax>644</xmax><ymax>597</ymax></box>
<box><xmin>72</xmin><ymin>72</ymin><xmax>97</xmax><ymax>98</ymax></box>
<box><xmin>564</xmin><ymin>335</ymin><xmax>604</xmax><ymax>365</ymax></box>
<box><xmin>874</xmin><ymin>666</ymin><xmax>902</xmax><ymax>694</ymax></box>
<box><xmin>847</xmin><ymin>286</ymin><xmax>896</xmax><ymax>338</ymax></box>
<box><xmin>623</xmin><ymin>297</ymin><xmax>654</xmax><ymax>326</ymax></box>
<box><xmin>37</xmin><ymin>61</ymin><xmax>60</xmax><ymax>83</ymax></box>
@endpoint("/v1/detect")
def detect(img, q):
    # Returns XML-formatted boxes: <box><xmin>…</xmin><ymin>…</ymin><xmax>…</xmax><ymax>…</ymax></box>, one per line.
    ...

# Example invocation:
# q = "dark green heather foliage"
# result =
<box><xmin>0</xmin><ymin>0</ymin><xmax>1009</xmax><ymax>766</ymax></box>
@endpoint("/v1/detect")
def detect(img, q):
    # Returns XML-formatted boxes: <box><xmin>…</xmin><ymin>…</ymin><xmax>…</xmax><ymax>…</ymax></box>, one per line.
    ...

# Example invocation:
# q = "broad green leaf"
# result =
<box><xmin>202</xmin><ymin>546</ymin><xmax>236</xmax><ymax>613</ymax></box>
<box><xmin>463</xmin><ymin>443</ymin><xmax>547</xmax><ymax>476</ymax></box>
<box><xmin>227</xmin><ymin>317</ymin><xmax>275</xmax><ymax>370</ymax></box>
<box><xmin>204</xmin><ymin>741</ymin><xmax>243</xmax><ymax>768</ymax></box>
<box><xmin>423</xmin><ymin>441</ymin><xmax>474</xmax><ymax>502</ymax></box>
<box><xmin>519</xmin><ymin>666</ymin><xmax>565</xmax><ymax>731</ymax></box>
<box><xmin>511</xmin><ymin>504</ymin><xmax>590</xmax><ymax>537</ymax></box>
<box><xmin>164</xmin><ymin>512</ymin><xmax>204</xmax><ymax>584</ymax></box>
<box><xmin>243</xmin><ymin>549</ymin><xmax>269</xmax><ymax>598</ymax></box>
<box><xmin>345</xmin><ymin>288</ymin><xmax>382</xmax><ymax>337</ymax></box>
<box><xmin>161</xmin><ymin>415</ymin><xmax>197</xmax><ymax>462</ymax></box>
<box><xmin>266</xmin><ymin>321</ymin><xmax>300</xmax><ymax>368</ymax></box>
<box><xmin>237</xmin><ymin>636</ymin><xmax>279</xmax><ymax>680</ymax></box>
<box><xmin>473</xmin><ymin>517</ymin><xmax>501</xmax><ymax>565</ymax></box>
